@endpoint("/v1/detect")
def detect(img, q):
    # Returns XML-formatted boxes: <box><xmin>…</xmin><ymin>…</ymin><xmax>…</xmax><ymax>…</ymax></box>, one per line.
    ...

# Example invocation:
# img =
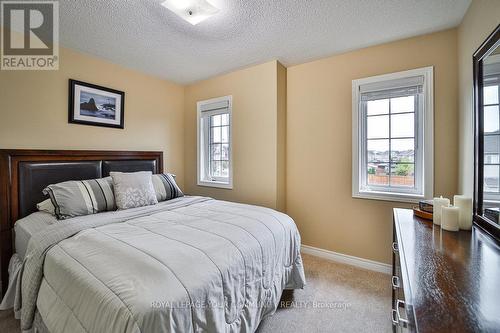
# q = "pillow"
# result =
<box><xmin>43</xmin><ymin>177</ymin><xmax>116</xmax><ymax>220</ymax></box>
<box><xmin>110</xmin><ymin>171</ymin><xmax>158</xmax><ymax>210</ymax></box>
<box><xmin>152</xmin><ymin>173</ymin><xmax>184</xmax><ymax>202</ymax></box>
<box><xmin>36</xmin><ymin>199</ymin><xmax>55</xmax><ymax>215</ymax></box>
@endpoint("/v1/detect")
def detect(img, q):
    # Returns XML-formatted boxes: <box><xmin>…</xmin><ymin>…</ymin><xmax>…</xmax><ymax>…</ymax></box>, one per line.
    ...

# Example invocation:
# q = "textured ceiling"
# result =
<box><xmin>59</xmin><ymin>0</ymin><xmax>471</xmax><ymax>84</ymax></box>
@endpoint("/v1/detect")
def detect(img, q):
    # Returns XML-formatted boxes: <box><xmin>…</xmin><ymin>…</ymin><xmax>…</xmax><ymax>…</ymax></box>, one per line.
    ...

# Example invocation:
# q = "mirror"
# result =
<box><xmin>474</xmin><ymin>24</ymin><xmax>500</xmax><ymax>240</ymax></box>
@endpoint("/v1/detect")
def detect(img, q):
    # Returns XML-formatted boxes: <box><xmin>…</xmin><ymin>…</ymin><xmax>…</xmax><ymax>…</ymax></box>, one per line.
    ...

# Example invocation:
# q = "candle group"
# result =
<box><xmin>433</xmin><ymin>196</ymin><xmax>450</xmax><ymax>226</ymax></box>
<box><xmin>454</xmin><ymin>195</ymin><xmax>473</xmax><ymax>230</ymax></box>
<box><xmin>432</xmin><ymin>195</ymin><xmax>473</xmax><ymax>232</ymax></box>
<box><xmin>441</xmin><ymin>206</ymin><xmax>460</xmax><ymax>231</ymax></box>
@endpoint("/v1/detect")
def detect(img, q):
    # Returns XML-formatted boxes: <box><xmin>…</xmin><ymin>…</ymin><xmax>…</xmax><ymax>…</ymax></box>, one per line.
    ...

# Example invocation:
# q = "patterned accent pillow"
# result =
<box><xmin>110</xmin><ymin>171</ymin><xmax>158</xmax><ymax>210</ymax></box>
<box><xmin>152</xmin><ymin>173</ymin><xmax>184</xmax><ymax>202</ymax></box>
<box><xmin>43</xmin><ymin>177</ymin><xmax>116</xmax><ymax>220</ymax></box>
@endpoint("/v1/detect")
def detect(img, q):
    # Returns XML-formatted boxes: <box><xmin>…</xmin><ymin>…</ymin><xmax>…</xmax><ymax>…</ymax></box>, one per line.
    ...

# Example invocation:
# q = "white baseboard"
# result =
<box><xmin>301</xmin><ymin>245</ymin><xmax>391</xmax><ymax>274</ymax></box>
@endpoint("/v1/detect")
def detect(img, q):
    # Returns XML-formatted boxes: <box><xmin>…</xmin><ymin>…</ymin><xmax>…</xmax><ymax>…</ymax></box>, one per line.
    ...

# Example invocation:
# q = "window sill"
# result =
<box><xmin>353</xmin><ymin>190</ymin><xmax>426</xmax><ymax>204</ymax></box>
<box><xmin>197</xmin><ymin>180</ymin><xmax>233</xmax><ymax>190</ymax></box>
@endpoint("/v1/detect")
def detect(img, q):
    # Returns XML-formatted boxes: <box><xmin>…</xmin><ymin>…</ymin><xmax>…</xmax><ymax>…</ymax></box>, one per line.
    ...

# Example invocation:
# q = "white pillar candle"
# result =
<box><xmin>454</xmin><ymin>195</ymin><xmax>473</xmax><ymax>230</ymax></box>
<box><xmin>433</xmin><ymin>196</ymin><xmax>450</xmax><ymax>226</ymax></box>
<box><xmin>441</xmin><ymin>206</ymin><xmax>460</xmax><ymax>231</ymax></box>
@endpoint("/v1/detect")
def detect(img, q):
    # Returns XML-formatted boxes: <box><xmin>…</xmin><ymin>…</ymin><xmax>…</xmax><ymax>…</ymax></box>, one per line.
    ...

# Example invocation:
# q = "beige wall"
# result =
<box><xmin>458</xmin><ymin>0</ymin><xmax>500</xmax><ymax>196</ymax></box>
<box><xmin>0</xmin><ymin>44</ymin><xmax>185</xmax><ymax>187</ymax></box>
<box><xmin>287</xmin><ymin>29</ymin><xmax>458</xmax><ymax>264</ymax></box>
<box><xmin>184</xmin><ymin>61</ymin><xmax>286</xmax><ymax>210</ymax></box>
<box><xmin>276</xmin><ymin>62</ymin><xmax>287</xmax><ymax>211</ymax></box>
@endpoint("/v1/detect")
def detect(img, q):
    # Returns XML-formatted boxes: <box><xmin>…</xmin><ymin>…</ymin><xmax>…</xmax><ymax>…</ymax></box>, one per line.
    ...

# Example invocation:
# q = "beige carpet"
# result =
<box><xmin>257</xmin><ymin>254</ymin><xmax>391</xmax><ymax>332</ymax></box>
<box><xmin>0</xmin><ymin>254</ymin><xmax>391</xmax><ymax>333</ymax></box>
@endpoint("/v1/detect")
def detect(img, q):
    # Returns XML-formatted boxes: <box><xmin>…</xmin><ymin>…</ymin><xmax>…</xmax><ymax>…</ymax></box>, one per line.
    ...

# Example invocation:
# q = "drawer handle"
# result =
<box><xmin>392</xmin><ymin>242</ymin><xmax>399</xmax><ymax>253</ymax></box>
<box><xmin>391</xmin><ymin>299</ymin><xmax>409</xmax><ymax>327</ymax></box>
<box><xmin>391</xmin><ymin>309</ymin><xmax>399</xmax><ymax>325</ymax></box>
<box><xmin>392</xmin><ymin>276</ymin><xmax>400</xmax><ymax>289</ymax></box>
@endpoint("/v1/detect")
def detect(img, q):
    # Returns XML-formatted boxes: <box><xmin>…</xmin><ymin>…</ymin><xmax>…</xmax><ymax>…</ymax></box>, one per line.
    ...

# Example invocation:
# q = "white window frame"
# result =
<box><xmin>352</xmin><ymin>67</ymin><xmax>434</xmax><ymax>203</ymax></box>
<box><xmin>197</xmin><ymin>95</ymin><xmax>233</xmax><ymax>189</ymax></box>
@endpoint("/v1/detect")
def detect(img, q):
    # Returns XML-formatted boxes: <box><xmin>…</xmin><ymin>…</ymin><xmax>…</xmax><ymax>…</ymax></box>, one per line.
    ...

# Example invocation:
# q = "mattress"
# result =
<box><xmin>15</xmin><ymin>196</ymin><xmax>306</xmax><ymax>333</ymax></box>
<box><xmin>14</xmin><ymin>211</ymin><xmax>56</xmax><ymax>259</ymax></box>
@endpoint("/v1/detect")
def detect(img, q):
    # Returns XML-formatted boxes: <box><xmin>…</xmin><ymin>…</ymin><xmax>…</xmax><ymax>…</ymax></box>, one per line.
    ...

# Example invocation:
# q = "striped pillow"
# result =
<box><xmin>43</xmin><ymin>177</ymin><xmax>116</xmax><ymax>220</ymax></box>
<box><xmin>152</xmin><ymin>173</ymin><xmax>184</xmax><ymax>202</ymax></box>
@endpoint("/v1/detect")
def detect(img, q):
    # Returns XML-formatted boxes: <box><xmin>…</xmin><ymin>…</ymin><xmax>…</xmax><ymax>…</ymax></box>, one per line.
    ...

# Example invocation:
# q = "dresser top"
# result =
<box><xmin>393</xmin><ymin>208</ymin><xmax>500</xmax><ymax>333</ymax></box>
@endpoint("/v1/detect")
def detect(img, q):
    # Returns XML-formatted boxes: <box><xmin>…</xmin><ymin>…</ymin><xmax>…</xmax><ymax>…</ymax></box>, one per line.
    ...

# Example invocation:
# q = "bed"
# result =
<box><xmin>0</xmin><ymin>150</ymin><xmax>306</xmax><ymax>333</ymax></box>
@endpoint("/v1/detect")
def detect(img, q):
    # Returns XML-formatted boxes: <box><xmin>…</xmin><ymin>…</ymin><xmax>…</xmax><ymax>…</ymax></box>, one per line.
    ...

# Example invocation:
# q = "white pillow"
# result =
<box><xmin>110</xmin><ymin>171</ymin><xmax>158</xmax><ymax>210</ymax></box>
<box><xmin>37</xmin><ymin>198</ymin><xmax>55</xmax><ymax>215</ymax></box>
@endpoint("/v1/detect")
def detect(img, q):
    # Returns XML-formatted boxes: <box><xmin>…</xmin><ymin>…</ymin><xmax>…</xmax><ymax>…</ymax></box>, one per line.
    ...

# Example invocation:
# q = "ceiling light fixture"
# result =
<box><xmin>161</xmin><ymin>0</ymin><xmax>219</xmax><ymax>25</ymax></box>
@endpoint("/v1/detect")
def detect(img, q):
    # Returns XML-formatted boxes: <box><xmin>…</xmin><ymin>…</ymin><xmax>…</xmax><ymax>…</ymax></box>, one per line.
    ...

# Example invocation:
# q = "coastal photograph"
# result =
<box><xmin>79</xmin><ymin>91</ymin><xmax>116</xmax><ymax>120</ymax></box>
<box><xmin>69</xmin><ymin>79</ymin><xmax>125</xmax><ymax>129</ymax></box>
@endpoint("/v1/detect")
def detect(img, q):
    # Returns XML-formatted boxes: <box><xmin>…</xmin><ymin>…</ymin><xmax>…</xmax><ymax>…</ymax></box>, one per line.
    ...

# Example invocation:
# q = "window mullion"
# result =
<box><xmin>388</xmin><ymin>98</ymin><xmax>392</xmax><ymax>189</ymax></box>
<box><xmin>208</xmin><ymin>116</ymin><xmax>213</xmax><ymax>180</ymax></box>
<box><xmin>415</xmin><ymin>94</ymin><xmax>420</xmax><ymax>193</ymax></box>
<box><xmin>363</xmin><ymin>101</ymin><xmax>368</xmax><ymax>190</ymax></box>
<box><xmin>207</xmin><ymin>117</ymin><xmax>212</xmax><ymax>180</ymax></box>
<box><xmin>497</xmin><ymin>85</ymin><xmax>500</xmax><ymax>194</ymax></box>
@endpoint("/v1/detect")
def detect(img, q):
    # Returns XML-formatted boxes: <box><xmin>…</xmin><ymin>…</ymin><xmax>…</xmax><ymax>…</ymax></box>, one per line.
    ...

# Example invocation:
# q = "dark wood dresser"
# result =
<box><xmin>392</xmin><ymin>208</ymin><xmax>500</xmax><ymax>332</ymax></box>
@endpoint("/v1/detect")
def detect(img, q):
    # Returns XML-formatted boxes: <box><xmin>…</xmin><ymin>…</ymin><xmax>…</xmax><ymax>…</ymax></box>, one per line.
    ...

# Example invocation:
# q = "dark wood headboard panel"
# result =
<box><xmin>0</xmin><ymin>149</ymin><xmax>163</xmax><ymax>295</ymax></box>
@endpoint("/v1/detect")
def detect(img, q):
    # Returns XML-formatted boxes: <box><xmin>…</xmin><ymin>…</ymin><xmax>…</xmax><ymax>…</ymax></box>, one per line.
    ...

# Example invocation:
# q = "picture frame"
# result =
<box><xmin>68</xmin><ymin>79</ymin><xmax>125</xmax><ymax>129</ymax></box>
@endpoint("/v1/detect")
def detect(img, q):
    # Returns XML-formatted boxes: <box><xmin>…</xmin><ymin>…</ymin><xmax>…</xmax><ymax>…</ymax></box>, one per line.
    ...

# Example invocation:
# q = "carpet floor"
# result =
<box><xmin>0</xmin><ymin>253</ymin><xmax>392</xmax><ymax>333</ymax></box>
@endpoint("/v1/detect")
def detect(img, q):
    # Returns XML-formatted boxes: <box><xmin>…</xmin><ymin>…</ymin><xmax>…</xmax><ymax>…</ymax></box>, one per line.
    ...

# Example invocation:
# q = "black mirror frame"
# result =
<box><xmin>473</xmin><ymin>24</ymin><xmax>500</xmax><ymax>241</ymax></box>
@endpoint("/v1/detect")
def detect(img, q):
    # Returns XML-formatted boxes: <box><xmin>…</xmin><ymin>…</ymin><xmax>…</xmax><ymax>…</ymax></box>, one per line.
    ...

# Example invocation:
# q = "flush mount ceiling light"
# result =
<box><xmin>161</xmin><ymin>0</ymin><xmax>219</xmax><ymax>25</ymax></box>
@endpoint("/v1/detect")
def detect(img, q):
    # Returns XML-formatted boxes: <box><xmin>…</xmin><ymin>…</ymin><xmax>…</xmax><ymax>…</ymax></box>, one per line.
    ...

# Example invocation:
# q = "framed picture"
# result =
<box><xmin>69</xmin><ymin>79</ymin><xmax>125</xmax><ymax>129</ymax></box>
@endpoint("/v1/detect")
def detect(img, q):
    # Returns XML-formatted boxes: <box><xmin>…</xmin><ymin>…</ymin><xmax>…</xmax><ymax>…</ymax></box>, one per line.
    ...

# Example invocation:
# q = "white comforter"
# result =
<box><xmin>15</xmin><ymin>196</ymin><xmax>306</xmax><ymax>333</ymax></box>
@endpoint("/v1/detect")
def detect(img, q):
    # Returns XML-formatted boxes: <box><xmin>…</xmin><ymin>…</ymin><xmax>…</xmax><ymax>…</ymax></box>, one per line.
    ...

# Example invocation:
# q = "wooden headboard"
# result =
<box><xmin>0</xmin><ymin>149</ymin><xmax>163</xmax><ymax>295</ymax></box>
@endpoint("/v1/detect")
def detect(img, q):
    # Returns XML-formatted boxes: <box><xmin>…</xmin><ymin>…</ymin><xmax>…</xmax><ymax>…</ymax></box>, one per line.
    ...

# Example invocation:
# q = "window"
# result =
<box><xmin>352</xmin><ymin>67</ymin><xmax>433</xmax><ymax>203</ymax></box>
<box><xmin>197</xmin><ymin>95</ymin><xmax>232</xmax><ymax>189</ymax></box>
<box><xmin>483</xmin><ymin>57</ymin><xmax>500</xmax><ymax>202</ymax></box>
